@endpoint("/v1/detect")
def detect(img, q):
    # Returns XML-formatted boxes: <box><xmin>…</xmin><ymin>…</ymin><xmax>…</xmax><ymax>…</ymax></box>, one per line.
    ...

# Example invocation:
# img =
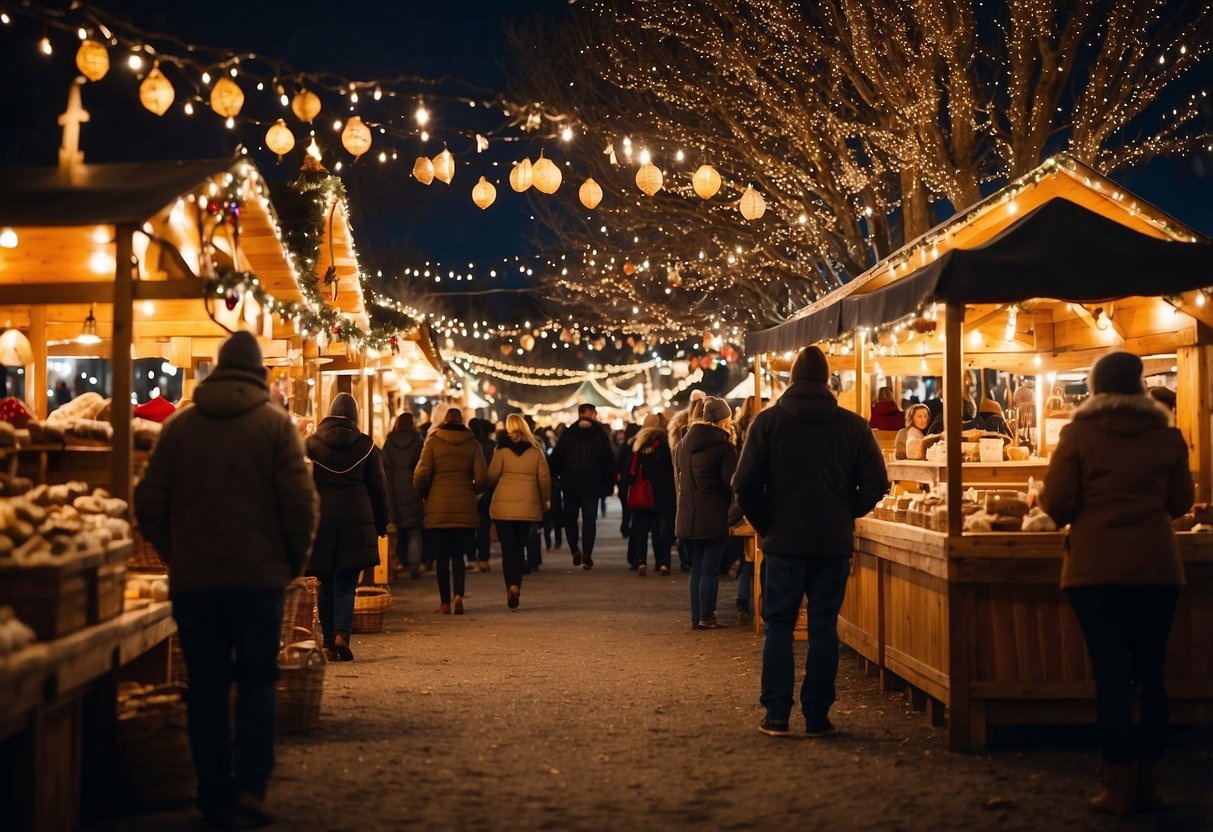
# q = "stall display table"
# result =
<box><xmin>884</xmin><ymin>459</ymin><xmax>1051</xmax><ymax>487</ymax></box>
<box><xmin>729</xmin><ymin>522</ymin><xmax>807</xmax><ymax>639</ymax></box>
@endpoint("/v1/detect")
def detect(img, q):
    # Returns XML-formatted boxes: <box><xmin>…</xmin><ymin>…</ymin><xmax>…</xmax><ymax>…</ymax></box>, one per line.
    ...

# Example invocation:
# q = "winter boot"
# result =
<box><xmin>1136</xmin><ymin>760</ymin><xmax>1167</xmax><ymax>812</ymax></box>
<box><xmin>1089</xmin><ymin>762</ymin><xmax>1137</xmax><ymax>815</ymax></box>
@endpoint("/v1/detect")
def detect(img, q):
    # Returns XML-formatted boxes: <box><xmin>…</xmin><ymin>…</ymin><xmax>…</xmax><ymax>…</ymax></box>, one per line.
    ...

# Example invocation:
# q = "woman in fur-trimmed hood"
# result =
<box><xmin>1042</xmin><ymin>351</ymin><xmax>1193</xmax><ymax>815</ymax></box>
<box><xmin>487</xmin><ymin>415</ymin><xmax>551</xmax><ymax>609</ymax></box>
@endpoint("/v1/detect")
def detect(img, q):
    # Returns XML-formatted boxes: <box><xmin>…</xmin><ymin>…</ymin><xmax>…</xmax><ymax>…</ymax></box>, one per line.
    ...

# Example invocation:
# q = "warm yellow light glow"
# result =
<box><xmin>0</xmin><ymin>228</ymin><xmax>17</xmax><ymax>249</ymax></box>
<box><xmin>88</xmin><ymin>250</ymin><xmax>115</xmax><ymax>275</ymax></box>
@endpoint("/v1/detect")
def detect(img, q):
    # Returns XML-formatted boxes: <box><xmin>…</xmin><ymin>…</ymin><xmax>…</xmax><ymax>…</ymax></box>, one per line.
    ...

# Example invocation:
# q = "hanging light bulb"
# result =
<box><xmin>415</xmin><ymin>102</ymin><xmax>429</xmax><ymax>126</ymax></box>
<box><xmin>1094</xmin><ymin>308</ymin><xmax>1111</xmax><ymax>331</ymax></box>
<box><xmin>39</xmin><ymin>36</ymin><xmax>52</xmax><ymax>56</ymax></box>
<box><xmin>78</xmin><ymin>306</ymin><xmax>102</xmax><ymax>345</ymax></box>
<box><xmin>1004</xmin><ymin>307</ymin><xmax>1018</xmax><ymax>342</ymax></box>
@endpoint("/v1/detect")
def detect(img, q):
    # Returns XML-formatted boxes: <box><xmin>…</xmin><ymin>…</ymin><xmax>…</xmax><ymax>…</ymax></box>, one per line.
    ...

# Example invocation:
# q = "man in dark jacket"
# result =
<box><xmin>548</xmin><ymin>403</ymin><xmax>616</xmax><ymax>569</ymax></box>
<box><xmin>135</xmin><ymin>331</ymin><xmax>319</xmax><ymax>826</ymax></box>
<box><xmin>733</xmin><ymin>346</ymin><xmax>887</xmax><ymax>738</ymax></box>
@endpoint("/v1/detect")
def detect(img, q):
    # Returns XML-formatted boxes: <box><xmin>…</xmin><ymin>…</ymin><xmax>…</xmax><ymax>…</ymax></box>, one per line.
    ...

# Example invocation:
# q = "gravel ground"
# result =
<box><xmin>95</xmin><ymin>507</ymin><xmax>1212</xmax><ymax>831</ymax></box>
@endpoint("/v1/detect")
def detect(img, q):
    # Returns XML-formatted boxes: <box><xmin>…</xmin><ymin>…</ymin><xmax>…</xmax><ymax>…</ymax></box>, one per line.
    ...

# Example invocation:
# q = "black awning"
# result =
<box><xmin>746</xmin><ymin>197</ymin><xmax>1213</xmax><ymax>354</ymax></box>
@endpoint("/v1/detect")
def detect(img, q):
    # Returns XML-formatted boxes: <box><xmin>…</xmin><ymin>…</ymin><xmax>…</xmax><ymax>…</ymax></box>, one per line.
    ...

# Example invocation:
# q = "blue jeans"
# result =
<box><xmin>760</xmin><ymin>553</ymin><xmax>851</xmax><ymax>725</ymax></box>
<box><xmin>310</xmin><ymin>567</ymin><xmax>360</xmax><ymax>647</ymax></box>
<box><xmin>688</xmin><ymin>537</ymin><xmax>727</xmax><ymax>623</ymax></box>
<box><xmin>736</xmin><ymin>558</ymin><xmax>754</xmax><ymax>613</ymax></box>
<box><xmin>172</xmin><ymin>589</ymin><xmax>284</xmax><ymax>813</ymax></box>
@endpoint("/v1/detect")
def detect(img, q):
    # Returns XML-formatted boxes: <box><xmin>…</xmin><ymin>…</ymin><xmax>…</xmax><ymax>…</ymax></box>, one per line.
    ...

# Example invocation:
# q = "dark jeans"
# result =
<box><xmin>496</xmin><ymin>519</ymin><xmax>531</xmax><ymax>589</ymax></box>
<box><xmin>468</xmin><ymin>493</ymin><xmax>492</xmax><ymax>563</ymax></box>
<box><xmin>427</xmin><ymin>528</ymin><xmax>470</xmax><ymax>603</ymax></box>
<box><xmin>309</xmin><ymin>567</ymin><xmax>359</xmax><ymax>648</ymax></box>
<box><xmin>760</xmin><ymin>553</ymin><xmax>851</xmax><ymax>726</ymax></box>
<box><xmin>687</xmin><ymin>537</ymin><xmax>727</xmax><ymax>623</ymax></box>
<box><xmin>543</xmin><ymin>515</ymin><xmax>563</xmax><ymax>550</ymax></box>
<box><xmin>618</xmin><ymin>486</ymin><xmax>631</xmax><ymax>536</ymax></box>
<box><xmin>394</xmin><ymin>526</ymin><xmax>422</xmax><ymax>566</ymax></box>
<box><xmin>563</xmin><ymin>490</ymin><xmax>601</xmax><ymax>556</ymax></box>
<box><xmin>629</xmin><ymin>509</ymin><xmax>674</xmax><ymax>567</ymax></box>
<box><xmin>736</xmin><ymin>558</ymin><xmax>754</xmax><ymax>613</ymax></box>
<box><xmin>1068</xmin><ymin>585</ymin><xmax>1180</xmax><ymax>765</ymax></box>
<box><xmin>172</xmin><ymin>589</ymin><xmax>283</xmax><ymax>814</ymax></box>
<box><xmin>525</xmin><ymin>523</ymin><xmax>542</xmax><ymax>570</ymax></box>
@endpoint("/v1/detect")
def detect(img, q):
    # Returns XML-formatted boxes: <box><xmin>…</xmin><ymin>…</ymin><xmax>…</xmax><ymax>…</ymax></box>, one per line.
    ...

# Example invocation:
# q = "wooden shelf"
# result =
<box><xmin>886</xmin><ymin>459</ymin><xmax>1051</xmax><ymax>486</ymax></box>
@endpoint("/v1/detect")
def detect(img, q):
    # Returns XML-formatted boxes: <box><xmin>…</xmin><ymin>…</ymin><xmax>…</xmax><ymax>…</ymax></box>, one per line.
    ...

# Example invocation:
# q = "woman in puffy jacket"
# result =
<box><xmin>487</xmin><ymin>414</ymin><xmax>551</xmax><ymax>610</ymax></box>
<box><xmin>413</xmin><ymin>407</ymin><xmax>487</xmax><ymax>615</ymax></box>
<box><xmin>306</xmin><ymin>393</ymin><xmax>389</xmax><ymax>661</ymax></box>
<box><xmin>382</xmin><ymin>412</ymin><xmax>424</xmax><ymax>579</ymax></box>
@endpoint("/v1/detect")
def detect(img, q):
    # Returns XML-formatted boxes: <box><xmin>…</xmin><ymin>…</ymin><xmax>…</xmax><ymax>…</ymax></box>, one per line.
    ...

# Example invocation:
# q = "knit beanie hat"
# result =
<box><xmin>216</xmin><ymin>331</ymin><xmax>266</xmax><ymax>378</ymax></box>
<box><xmin>1090</xmin><ymin>351</ymin><xmax>1145</xmax><ymax>395</ymax></box>
<box><xmin>429</xmin><ymin>402</ymin><xmax>450</xmax><ymax>427</ymax></box>
<box><xmin>328</xmin><ymin>392</ymin><xmax>358</xmax><ymax>422</ymax></box>
<box><xmin>642</xmin><ymin>413</ymin><xmax>662</xmax><ymax>429</ymax></box>
<box><xmin>790</xmin><ymin>346</ymin><xmax>830</xmax><ymax>384</ymax></box>
<box><xmin>702</xmin><ymin>396</ymin><xmax>731</xmax><ymax>424</ymax></box>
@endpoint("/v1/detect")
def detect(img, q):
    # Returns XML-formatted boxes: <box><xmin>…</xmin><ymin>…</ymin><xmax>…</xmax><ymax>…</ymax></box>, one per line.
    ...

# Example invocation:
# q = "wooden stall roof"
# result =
<box><xmin>746</xmin><ymin>154</ymin><xmax>1212</xmax><ymax>355</ymax></box>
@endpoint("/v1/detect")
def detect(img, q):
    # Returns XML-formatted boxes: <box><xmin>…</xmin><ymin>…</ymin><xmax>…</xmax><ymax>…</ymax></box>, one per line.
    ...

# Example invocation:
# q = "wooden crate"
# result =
<box><xmin>90</xmin><ymin>564</ymin><xmax>127</xmax><ymax>626</ymax></box>
<box><xmin>0</xmin><ymin>550</ymin><xmax>102</xmax><ymax>641</ymax></box>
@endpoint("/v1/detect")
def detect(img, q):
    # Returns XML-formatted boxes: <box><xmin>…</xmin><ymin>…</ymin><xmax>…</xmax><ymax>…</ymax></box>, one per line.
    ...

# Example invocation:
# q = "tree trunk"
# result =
<box><xmin>900</xmin><ymin>167</ymin><xmax>932</xmax><ymax>244</ymax></box>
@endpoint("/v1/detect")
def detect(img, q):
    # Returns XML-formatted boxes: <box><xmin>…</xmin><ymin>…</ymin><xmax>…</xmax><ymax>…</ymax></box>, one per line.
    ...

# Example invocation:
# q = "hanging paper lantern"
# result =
<box><xmin>471</xmin><ymin>176</ymin><xmax>496</xmax><ymax>210</ymax></box>
<box><xmin>578</xmin><ymin>177</ymin><xmax>602</xmax><ymax>210</ymax></box>
<box><xmin>210</xmin><ymin>76</ymin><xmax>245</xmax><ymax>118</ymax></box>
<box><xmin>412</xmin><ymin>156</ymin><xmax>435</xmax><ymax>185</ymax></box>
<box><xmin>432</xmin><ymin>147</ymin><xmax>455</xmax><ymax>184</ymax></box>
<box><xmin>519</xmin><ymin>334</ymin><xmax>535</xmax><ymax>351</ymax></box>
<box><xmin>139</xmin><ymin>64</ymin><xmax>174</xmax><ymax>116</ymax></box>
<box><xmin>636</xmin><ymin>162</ymin><xmax>663</xmax><ymax>196</ymax></box>
<box><xmin>75</xmin><ymin>40</ymin><xmax>109</xmax><ymax>82</ymax></box>
<box><xmin>509</xmin><ymin>158</ymin><xmax>533</xmax><ymax>192</ymax></box>
<box><xmin>341</xmin><ymin>116</ymin><xmax>372</xmax><ymax>157</ymax></box>
<box><xmin>291</xmin><ymin>88</ymin><xmax>321</xmax><ymax>123</ymax></box>
<box><xmin>500</xmin><ymin>343</ymin><xmax>514</xmax><ymax>356</ymax></box>
<box><xmin>739</xmin><ymin>185</ymin><xmax>766</xmax><ymax>220</ymax></box>
<box><xmin>692</xmin><ymin>164</ymin><xmax>721</xmax><ymax>200</ymax></box>
<box><xmin>622</xmin><ymin>262</ymin><xmax>636</xmax><ymax>276</ymax></box>
<box><xmin>532</xmin><ymin>152</ymin><xmax>562</xmax><ymax>194</ymax></box>
<box><xmin>265</xmin><ymin>119</ymin><xmax>295</xmax><ymax>158</ymax></box>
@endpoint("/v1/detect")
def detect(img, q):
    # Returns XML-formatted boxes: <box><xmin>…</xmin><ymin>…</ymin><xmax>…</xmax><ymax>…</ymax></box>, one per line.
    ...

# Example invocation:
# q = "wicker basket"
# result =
<box><xmin>351</xmin><ymin>586</ymin><xmax>391</xmax><ymax>633</ymax></box>
<box><xmin>115</xmin><ymin>684</ymin><xmax>194</xmax><ymax>807</ymax></box>
<box><xmin>290</xmin><ymin>576</ymin><xmax>321</xmax><ymax>642</ymax></box>
<box><xmin>128</xmin><ymin>524</ymin><xmax>167</xmax><ymax>573</ymax></box>
<box><xmin>276</xmin><ymin>629</ymin><xmax>325</xmax><ymax>734</ymax></box>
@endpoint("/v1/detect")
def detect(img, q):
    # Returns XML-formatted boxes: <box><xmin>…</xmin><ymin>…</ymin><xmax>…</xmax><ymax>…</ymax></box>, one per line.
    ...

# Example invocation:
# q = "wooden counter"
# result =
<box><xmin>885</xmin><ymin>459</ymin><xmax>1050</xmax><ymax>486</ymax></box>
<box><xmin>841</xmin><ymin>519</ymin><xmax>1213</xmax><ymax>751</ymax></box>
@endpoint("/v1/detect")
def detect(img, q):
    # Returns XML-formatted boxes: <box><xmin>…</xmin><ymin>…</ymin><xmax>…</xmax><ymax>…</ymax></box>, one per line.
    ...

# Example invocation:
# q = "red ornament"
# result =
<box><xmin>224</xmin><ymin>290</ymin><xmax>240</xmax><ymax>311</ymax></box>
<box><xmin>622</xmin><ymin>262</ymin><xmax>636</xmax><ymax>276</ymax></box>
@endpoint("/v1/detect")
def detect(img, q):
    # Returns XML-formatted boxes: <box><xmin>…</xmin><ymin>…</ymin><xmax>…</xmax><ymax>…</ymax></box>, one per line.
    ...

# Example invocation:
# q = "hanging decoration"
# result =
<box><xmin>509</xmin><ymin>158</ymin><xmax>533</xmax><ymax>192</ymax></box>
<box><xmin>341</xmin><ymin>116</ymin><xmax>372</xmax><ymax>157</ymax></box>
<box><xmin>291</xmin><ymin>88</ymin><xmax>321</xmax><ymax>123</ymax></box>
<box><xmin>209</xmin><ymin>76</ymin><xmax>245</xmax><ymax>118</ymax></box>
<box><xmin>74</xmin><ymin>39</ymin><xmax>109</xmax><ymax>82</ymax></box>
<box><xmin>264</xmin><ymin>119</ymin><xmax>295</xmax><ymax>159</ymax></box>
<box><xmin>519</xmin><ymin>334</ymin><xmax>536</xmax><ymax>351</ymax></box>
<box><xmin>531</xmin><ymin>151</ymin><xmax>562</xmax><ymax>194</ymax></box>
<box><xmin>433</xmin><ymin>147</ymin><xmax>455</xmax><ymax>184</ymax></box>
<box><xmin>412</xmin><ymin>155</ymin><xmax>435</xmax><ymax>185</ymax></box>
<box><xmin>471</xmin><ymin>176</ymin><xmax>496</xmax><ymax>210</ymax></box>
<box><xmin>636</xmin><ymin>162</ymin><xmax>663</xmax><ymax>196</ymax></box>
<box><xmin>739</xmin><ymin>185</ymin><xmax>766</xmax><ymax>220</ymax></box>
<box><xmin>579</xmin><ymin>177</ymin><xmax>602</xmax><ymax>209</ymax></box>
<box><xmin>138</xmin><ymin>63</ymin><xmax>174</xmax><ymax>116</ymax></box>
<box><xmin>692</xmin><ymin>164</ymin><xmax>721</xmax><ymax>199</ymax></box>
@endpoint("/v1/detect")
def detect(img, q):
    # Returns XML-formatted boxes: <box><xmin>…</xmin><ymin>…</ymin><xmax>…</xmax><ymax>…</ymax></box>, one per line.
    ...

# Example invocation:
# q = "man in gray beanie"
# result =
<box><xmin>136</xmin><ymin>330</ymin><xmax>318</xmax><ymax>826</ymax></box>
<box><xmin>733</xmin><ymin>345</ymin><xmax>888</xmax><ymax>738</ymax></box>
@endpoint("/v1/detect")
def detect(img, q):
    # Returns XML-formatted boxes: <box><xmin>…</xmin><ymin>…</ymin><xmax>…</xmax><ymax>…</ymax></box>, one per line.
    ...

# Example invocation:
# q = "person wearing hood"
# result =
<box><xmin>1042</xmin><ymin>351</ymin><xmax>1193</xmax><ymax>816</ymax></box>
<box><xmin>414</xmin><ymin>407</ymin><xmax>488</xmax><ymax>614</ymax></box>
<box><xmin>627</xmin><ymin>414</ymin><xmax>677</xmax><ymax>575</ymax></box>
<box><xmin>383</xmin><ymin>412</ymin><xmax>425</xmax><ymax>579</ymax></box>
<box><xmin>869</xmin><ymin>386</ymin><xmax>904</xmax><ymax>430</ymax></box>
<box><xmin>135</xmin><ymin>331</ymin><xmax>318</xmax><ymax>827</ymax></box>
<box><xmin>548</xmin><ymin>403</ymin><xmax>616</xmax><ymax>570</ymax></box>
<box><xmin>306</xmin><ymin>392</ymin><xmax>390</xmax><ymax>662</ymax></box>
<box><xmin>675</xmin><ymin>397</ymin><xmax>738</xmax><ymax>629</ymax></box>
<box><xmin>487</xmin><ymin>414</ymin><xmax>552</xmax><ymax>609</ymax></box>
<box><xmin>467</xmin><ymin>417</ymin><xmax>498</xmax><ymax>573</ymax></box>
<box><xmin>734</xmin><ymin>346</ymin><xmax>888</xmax><ymax>739</ymax></box>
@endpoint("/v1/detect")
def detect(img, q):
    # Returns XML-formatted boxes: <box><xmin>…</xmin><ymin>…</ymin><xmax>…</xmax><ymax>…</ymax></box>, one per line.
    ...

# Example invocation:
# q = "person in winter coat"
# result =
<box><xmin>1041</xmin><ymin>351</ymin><xmax>1194</xmax><ymax>816</ymax></box>
<box><xmin>616</xmin><ymin>422</ymin><xmax>641</xmax><ymax>542</ymax></box>
<box><xmin>136</xmin><ymin>331</ymin><xmax>318</xmax><ymax>827</ymax></box>
<box><xmin>487</xmin><ymin>414</ymin><xmax>552</xmax><ymax>610</ymax></box>
<box><xmin>670</xmin><ymin>396</ymin><xmax>707</xmax><ymax>572</ymax></box>
<box><xmin>306</xmin><ymin>393</ymin><xmax>389</xmax><ymax>662</ymax></box>
<box><xmin>868</xmin><ymin>386</ymin><xmax>904</xmax><ymax>430</ymax></box>
<box><xmin>467</xmin><ymin>418</ymin><xmax>497</xmax><ymax>572</ymax></box>
<box><xmin>414</xmin><ymin>407</ymin><xmax>487</xmax><ymax>614</ymax></box>
<box><xmin>675</xmin><ymin>397</ymin><xmax>739</xmax><ymax>629</ymax></box>
<box><xmin>548</xmin><ymin>403</ymin><xmax>616</xmax><ymax>570</ymax></box>
<box><xmin>382</xmin><ymin>412</ymin><xmax>425</xmax><ymax>579</ymax></box>
<box><xmin>734</xmin><ymin>346</ymin><xmax>888</xmax><ymax>739</ymax></box>
<box><xmin>627</xmin><ymin>414</ymin><xmax>677</xmax><ymax>575</ymax></box>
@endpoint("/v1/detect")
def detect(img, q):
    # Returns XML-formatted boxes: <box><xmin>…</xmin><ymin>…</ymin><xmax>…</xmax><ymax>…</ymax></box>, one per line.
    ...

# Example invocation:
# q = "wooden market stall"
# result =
<box><xmin>744</xmin><ymin>154</ymin><xmax>1213</xmax><ymax>750</ymax></box>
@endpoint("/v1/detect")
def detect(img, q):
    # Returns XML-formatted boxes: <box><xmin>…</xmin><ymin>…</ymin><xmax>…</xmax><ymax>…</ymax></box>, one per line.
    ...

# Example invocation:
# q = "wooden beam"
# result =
<box><xmin>110</xmin><ymin>228</ymin><xmax>135</xmax><ymax>504</ymax></box>
<box><xmin>944</xmin><ymin>303</ymin><xmax>964</xmax><ymax>537</ymax></box>
<box><xmin>855</xmin><ymin>331</ymin><xmax>869</xmax><ymax>418</ymax></box>
<box><xmin>1176</xmin><ymin>346</ymin><xmax>1212</xmax><ymax>503</ymax></box>
<box><xmin>0</xmin><ymin>278</ymin><xmax>210</xmax><ymax>306</ymax></box>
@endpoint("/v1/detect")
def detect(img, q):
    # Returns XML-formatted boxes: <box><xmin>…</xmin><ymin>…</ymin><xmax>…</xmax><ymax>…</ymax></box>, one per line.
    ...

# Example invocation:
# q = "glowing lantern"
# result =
<box><xmin>432</xmin><ymin>147</ymin><xmax>454</xmax><ymax>183</ymax></box>
<box><xmin>412</xmin><ymin>156</ymin><xmax>435</xmax><ymax>185</ymax></box>
<box><xmin>471</xmin><ymin>176</ymin><xmax>496</xmax><ymax>210</ymax></box>
<box><xmin>209</xmin><ymin>76</ymin><xmax>244</xmax><ymax>118</ymax></box>
<box><xmin>692</xmin><ymin>164</ymin><xmax>721</xmax><ymax>199</ymax></box>
<box><xmin>265</xmin><ymin>119</ymin><xmax>295</xmax><ymax>158</ymax></box>
<box><xmin>75</xmin><ymin>40</ymin><xmax>109</xmax><ymax>82</ymax></box>
<box><xmin>519</xmin><ymin>334</ymin><xmax>536</xmax><ymax>351</ymax></box>
<box><xmin>139</xmin><ymin>64</ymin><xmax>174</xmax><ymax>116</ymax></box>
<box><xmin>291</xmin><ymin>88</ymin><xmax>321</xmax><ymax>123</ymax></box>
<box><xmin>636</xmin><ymin>162</ymin><xmax>663</xmax><ymax>196</ymax></box>
<box><xmin>341</xmin><ymin>116</ymin><xmax>372</xmax><ymax>157</ymax></box>
<box><xmin>531</xmin><ymin>152</ymin><xmax>562</xmax><ymax>194</ymax></box>
<box><xmin>622</xmin><ymin>262</ymin><xmax>636</xmax><ymax>276</ymax></box>
<box><xmin>500</xmin><ymin>343</ymin><xmax>514</xmax><ymax>357</ymax></box>
<box><xmin>578</xmin><ymin>177</ymin><xmax>602</xmax><ymax>209</ymax></box>
<box><xmin>739</xmin><ymin>185</ymin><xmax>766</xmax><ymax>220</ymax></box>
<box><xmin>509</xmin><ymin>158</ymin><xmax>533</xmax><ymax>192</ymax></box>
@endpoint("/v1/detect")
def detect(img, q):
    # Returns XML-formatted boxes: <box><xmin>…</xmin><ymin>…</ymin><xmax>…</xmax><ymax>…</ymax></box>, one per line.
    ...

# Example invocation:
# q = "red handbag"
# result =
<box><xmin>627</xmin><ymin>450</ymin><xmax>655</xmax><ymax>511</ymax></box>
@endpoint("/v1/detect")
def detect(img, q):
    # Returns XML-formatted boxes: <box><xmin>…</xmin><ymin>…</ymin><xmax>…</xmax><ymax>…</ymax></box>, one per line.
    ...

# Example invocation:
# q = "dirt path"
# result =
<box><xmin>98</xmin><ymin>506</ymin><xmax>1212</xmax><ymax>831</ymax></box>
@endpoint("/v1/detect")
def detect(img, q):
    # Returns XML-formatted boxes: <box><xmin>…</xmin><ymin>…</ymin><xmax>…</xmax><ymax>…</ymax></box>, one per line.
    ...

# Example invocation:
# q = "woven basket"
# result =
<box><xmin>290</xmin><ymin>576</ymin><xmax>321</xmax><ymax>642</ymax></box>
<box><xmin>115</xmin><ymin>684</ymin><xmax>194</xmax><ymax>807</ymax></box>
<box><xmin>351</xmin><ymin>586</ymin><xmax>391</xmax><ymax>633</ymax></box>
<box><xmin>276</xmin><ymin>629</ymin><xmax>325</xmax><ymax>733</ymax></box>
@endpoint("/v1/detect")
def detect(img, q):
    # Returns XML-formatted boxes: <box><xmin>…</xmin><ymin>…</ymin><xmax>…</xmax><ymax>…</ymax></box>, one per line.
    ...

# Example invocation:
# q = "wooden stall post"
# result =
<box><xmin>943</xmin><ymin>303</ymin><xmax>964</xmax><ymax>536</ymax></box>
<box><xmin>855</xmin><ymin>331</ymin><xmax>870</xmax><ymax>418</ymax></box>
<box><xmin>752</xmin><ymin>354</ymin><xmax>762</xmax><ymax>415</ymax></box>
<box><xmin>1176</xmin><ymin>345</ymin><xmax>1213</xmax><ymax>502</ymax></box>
<box><xmin>109</xmin><ymin>227</ymin><xmax>135</xmax><ymax>504</ymax></box>
<box><xmin>29</xmin><ymin>307</ymin><xmax>48</xmax><ymax>419</ymax></box>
